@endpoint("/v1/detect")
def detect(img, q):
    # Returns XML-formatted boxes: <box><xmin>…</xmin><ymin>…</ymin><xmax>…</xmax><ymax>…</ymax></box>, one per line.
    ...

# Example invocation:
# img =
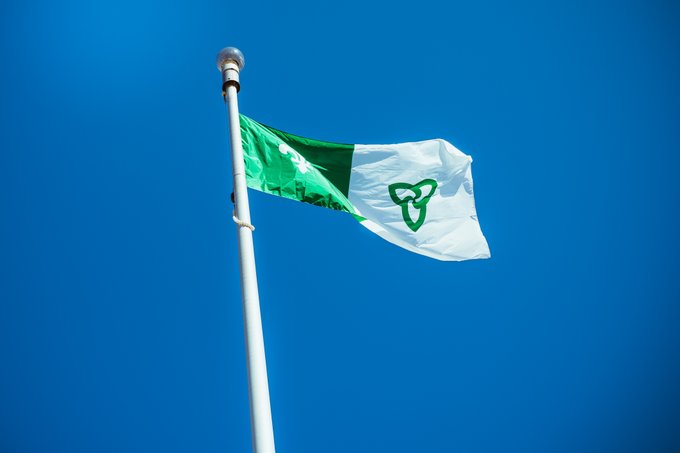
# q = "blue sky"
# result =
<box><xmin>1</xmin><ymin>1</ymin><xmax>679</xmax><ymax>452</ymax></box>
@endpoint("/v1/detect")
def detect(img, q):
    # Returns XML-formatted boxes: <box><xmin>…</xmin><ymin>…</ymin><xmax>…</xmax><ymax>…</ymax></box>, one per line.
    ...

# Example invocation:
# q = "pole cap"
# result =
<box><xmin>216</xmin><ymin>47</ymin><xmax>245</xmax><ymax>71</ymax></box>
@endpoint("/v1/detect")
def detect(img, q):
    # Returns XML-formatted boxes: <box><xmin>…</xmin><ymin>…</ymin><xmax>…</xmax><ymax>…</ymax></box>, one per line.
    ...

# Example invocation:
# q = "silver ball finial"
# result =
<box><xmin>216</xmin><ymin>47</ymin><xmax>245</xmax><ymax>71</ymax></box>
<box><xmin>216</xmin><ymin>47</ymin><xmax>245</xmax><ymax>94</ymax></box>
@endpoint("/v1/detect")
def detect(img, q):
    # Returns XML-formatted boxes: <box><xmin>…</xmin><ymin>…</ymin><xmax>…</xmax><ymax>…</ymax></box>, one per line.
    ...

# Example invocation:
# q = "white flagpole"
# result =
<box><xmin>216</xmin><ymin>47</ymin><xmax>276</xmax><ymax>453</ymax></box>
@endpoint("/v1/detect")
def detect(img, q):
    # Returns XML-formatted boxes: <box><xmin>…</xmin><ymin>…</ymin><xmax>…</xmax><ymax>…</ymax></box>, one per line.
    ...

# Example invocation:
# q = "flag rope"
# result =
<box><xmin>232</xmin><ymin>210</ymin><xmax>255</xmax><ymax>231</ymax></box>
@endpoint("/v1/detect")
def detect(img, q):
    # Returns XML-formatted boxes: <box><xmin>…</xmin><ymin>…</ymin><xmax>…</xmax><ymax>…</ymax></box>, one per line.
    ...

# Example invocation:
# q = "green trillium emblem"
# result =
<box><xmin>388</xmin><ymin>179</ymin><xmax>438</xmax><ymax>232</ymax></box>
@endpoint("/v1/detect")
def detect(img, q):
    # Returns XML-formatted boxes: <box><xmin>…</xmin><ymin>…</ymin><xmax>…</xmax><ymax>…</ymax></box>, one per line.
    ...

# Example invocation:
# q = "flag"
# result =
<box><xmin>239</xmin><ymin>115</ymin><xmax>490</xmax><ymax>261</ymax></box>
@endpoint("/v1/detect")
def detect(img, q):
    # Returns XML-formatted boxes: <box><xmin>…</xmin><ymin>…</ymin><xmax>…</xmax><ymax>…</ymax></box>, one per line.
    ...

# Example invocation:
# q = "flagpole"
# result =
<box><xmin>216</xmin><ymin>47</ymin><xmax>276</xmax><ymax>453</ymax></box>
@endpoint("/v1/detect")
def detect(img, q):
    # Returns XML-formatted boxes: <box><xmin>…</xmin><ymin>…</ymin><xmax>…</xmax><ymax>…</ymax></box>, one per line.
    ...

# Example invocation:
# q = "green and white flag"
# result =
<box><xmin>240</xmin><ymin>115</ymin><xmax>491</xmax><ymax>261</ymax></box>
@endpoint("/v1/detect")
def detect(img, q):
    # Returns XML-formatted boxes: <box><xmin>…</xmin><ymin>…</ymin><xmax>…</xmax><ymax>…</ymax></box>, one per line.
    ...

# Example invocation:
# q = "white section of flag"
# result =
<box><xmin>347</xmin><ymin>140</ymin><xmax>491</xmax><ymax>261</ymax></box>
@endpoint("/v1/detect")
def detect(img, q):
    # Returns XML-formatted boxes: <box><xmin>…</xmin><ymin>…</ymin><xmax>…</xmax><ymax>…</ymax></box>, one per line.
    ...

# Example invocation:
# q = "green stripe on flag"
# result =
<box><xmin>240</xmin><ymin>114</ymin><xmax>357</xmax><ymax>214</ymax></box>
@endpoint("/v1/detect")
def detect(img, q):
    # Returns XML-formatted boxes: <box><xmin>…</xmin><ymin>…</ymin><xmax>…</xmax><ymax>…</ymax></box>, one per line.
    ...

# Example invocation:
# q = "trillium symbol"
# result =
<box><xmin>388</xmin><ymin>179</ymin><xmax>438</xmax><ymax>232</ymax></box>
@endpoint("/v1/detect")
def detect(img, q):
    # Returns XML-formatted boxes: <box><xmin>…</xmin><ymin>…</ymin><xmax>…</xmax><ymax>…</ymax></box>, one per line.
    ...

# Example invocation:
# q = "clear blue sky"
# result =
<box><xmin>1</xmin><ymin>1</ymin><xmax>679</xmax><ymax>452</ymax></box>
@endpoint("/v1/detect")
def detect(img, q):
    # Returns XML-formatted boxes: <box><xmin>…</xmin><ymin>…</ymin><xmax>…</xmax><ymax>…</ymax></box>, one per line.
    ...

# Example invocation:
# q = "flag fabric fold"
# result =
<box><xmin>239</xmin><ymin>114</ymin><xmax>490</xmax><ymax>261</ymax></box>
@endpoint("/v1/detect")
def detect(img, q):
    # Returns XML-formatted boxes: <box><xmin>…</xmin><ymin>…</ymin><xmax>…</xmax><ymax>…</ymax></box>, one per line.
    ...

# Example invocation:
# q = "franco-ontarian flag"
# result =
<box><xmin>240</xmin><ymin>115</ymin><xmax>491</xmax><ymax>261</ymax></box>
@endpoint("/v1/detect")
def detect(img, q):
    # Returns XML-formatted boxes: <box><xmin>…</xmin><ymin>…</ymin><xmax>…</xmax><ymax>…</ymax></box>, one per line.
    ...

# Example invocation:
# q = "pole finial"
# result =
<box><xmin>216</xmin><ymin>47</ymin><xmax>245</xmax><ymax>95</ymax></box>
<box><xmin>216</xmin><ymin>47</ymin><xmax>245</xmax><ymax>71</ymax></box>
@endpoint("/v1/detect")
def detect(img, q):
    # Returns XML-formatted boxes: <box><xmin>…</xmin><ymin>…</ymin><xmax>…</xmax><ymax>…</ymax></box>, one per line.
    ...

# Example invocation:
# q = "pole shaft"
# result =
<box><xmin>224</xmin><ymin>83</ymin><xmax>276</xmax><ymax>453</ymax></box>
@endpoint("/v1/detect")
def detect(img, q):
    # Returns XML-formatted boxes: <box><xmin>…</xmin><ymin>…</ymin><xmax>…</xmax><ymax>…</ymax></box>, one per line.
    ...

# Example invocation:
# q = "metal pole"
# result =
<box><xmin>217</xmin><ymin>47</ymin><xmax>276</xmax><ymax>453</ymax></box>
